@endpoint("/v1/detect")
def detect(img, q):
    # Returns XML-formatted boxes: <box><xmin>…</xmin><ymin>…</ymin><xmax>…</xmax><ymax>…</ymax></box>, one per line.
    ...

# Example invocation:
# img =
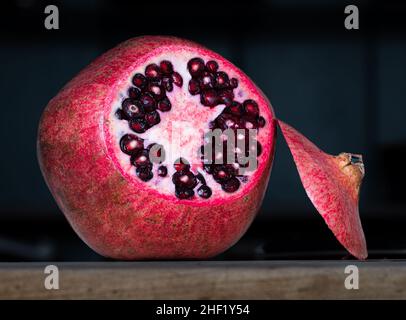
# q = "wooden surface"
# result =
<box><xmin>0</xmin><ymin>261</ymin><xmax>405</xmax><ymax>299</ymax></box>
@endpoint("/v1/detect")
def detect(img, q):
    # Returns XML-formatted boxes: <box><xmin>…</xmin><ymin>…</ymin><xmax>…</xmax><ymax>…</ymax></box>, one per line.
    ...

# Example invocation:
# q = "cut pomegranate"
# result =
<box><xmin>37</xmin><ymin>36</ymin><xmax>276</xmax><ymax>260</ymax></box>
<box><xmin>37</xmin><ymin>36</ymin><xmax>366</xmax><ymax>260</ymax></box>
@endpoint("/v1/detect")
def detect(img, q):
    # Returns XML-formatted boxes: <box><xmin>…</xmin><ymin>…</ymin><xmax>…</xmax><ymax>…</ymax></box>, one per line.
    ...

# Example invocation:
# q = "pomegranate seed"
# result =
<box><xmin>200</xmin><ymin>72</ymin><xmax>214</xmax><ymax>89</ymax></box>
<box><xmin>188</xmin><ymin>79</ymin><xmax>200</xmax><ymax>95</ymax></box>
<box><xmin>132</xmin><ymin>73</ymin><xmax>147</xmax><ymax>89</ymax></box>
<box><xmin>214</xmin><ymin>117</ymin><xmax>227</xmax><ymax>130</ymax></box>
<box><xmin>147</xmin><ymin>83</ymin><xmax>165</xmax><ymax>100</ymax></box>
<box><xmin>121</xmin><ymin>98</ymin><xmax>133</xmax><ymax>107</ymax></box>
<box><xmin>145</xmin><ymin>111</ymin><xmax>161</xmax><ymax>126</ymax></box>
<box><xmin>213</xmin><ymin>167</ymin><xmax>231</xmax><ymax>183</ymax></box>
<box><xmin>245</xmin><ymin>120</ymin><xmax>255</xmax><ymax>129</ymax></box>
<box><xmin>128</xmin><ymin>87</ymin><xmax>141</xmax><ymax>99</ymax></box>
<box><xmin>258</xmin><ymin>116</ymin><xmax>266</xmax><ymax>128</ymax></box>
<box><xmin>230</xmin><ymin>78</ymin><xmax>238</xmax><ymax>88</ymax></box>
<box><xmin>159</xmin><ymin>60</ymin><xmax>173</xmax><ymax>74</ymax></box>
<box><xmin>131</xmin><ymin>149</ymin><xmax>151</xmax><ymax>168</ymax></box>
<box><xmin>172</xmin><ymin>72</ymin><xmax>183</xmax><ymax>87</ymax></box>
<box><xmin>187</xmin><ymin>175</ymin><xmax>198</xmax><ymax>188</ymax></box>
<box><xmin>196</xmin><ymin>172</ymin><xmax>207</xmax><ymax>185</ymax></box>
<box><xmin>188</xmin><ymin>57</ymin><xmax>205</xmax><ymax>77</ymax></box>
<box><xmin>197</xmin><ymin>185</ymin><xmax>212</xmax><ymax>199</ymax></box>
<box><xmin>145</xmin><ymin>64</ymin><xmax>161</xmax><ymax>79</ymax></box>
<box><xmin>243</xmin><ymin>99</ymin><xmax>259</xmax><ymax>118</ymax></box>
<box><xmin>172</xmin><ymin>171</ymin><xmax>197</xmax><ymax>189</ymax></box>
<box><xmin>115</xmin><ymin>109</ymin><xmax>125</xmax><ymax>120</ymax></box>
<box><xmin>157</xmin><ymin>97</ymin><xmax>171</xmax><ymax>112</ymax></box>
<box><xmin>174</xmin><ymin>158</ymin><xmax>190</xmax><ymax>172</ymax></box>
<box><xmin>175</xmin><ymin>187</ymin><xmax>194</xmax><ymax>199</ymax></box>
<box><xmin>157</xmin><ymin>165</ymin><xmax>168</xmax><ymax>177</ymax></box>
<box><xmin>224</xmin><ymin>163</ymin><xmax>239</xmax><ymax>176</ymax></box>
<box><xmin>226</xmin><ymin>101</ymin><xmax>243</xmax><ymax>116</ymax></box>
<box><xmin>136</xmin><ymin>166</ymin><xmax>153</xmax><ymax>182</ymax></box>
<box><xmin>218</xmin><ymin>90</ymin><xmax>234</xmax><ymax>106</ymax></box>
<box><xmin>221</xmin><ymin>176</ymin><xmax>240</xmax><ymax>193</ymax></box>
<box><xmin>162</xmin><ymin>77</ymin><xmax>173</xmax><ymax>92</ymax></box>
<box><xmin>122</xmin><ymin>99</ymin><xmax>144</xmax><ymax>119</ymax></box>
<box><xmin>214</xmin><ymin>71</ymin><xmax>229</xmax><ymax>88</ymax></box>
<box><xmin>139</xmin><ymin>93</ymin><xmax>156</xmax><ymax>112</ymax></box>
<box><xmin>172</xmin><ymin>172</ymin><xmax>183</xmax><ymax>185</ymax></box>
<box><xmin>200</xmin><ymin>89</ymin><xmax>218</xmax><ymax>107</ymax></box>
<box><xmin>129</xmin><ymin>118</ymin><xmax>148</xmax><ymax>133</ymax></box>
<box><xmin>119</xmin><ymin>134</ymin><xmax>144</xmax><ymax>155</ymax></box>
<box><xmin>216</xmin><ymin>113</ymin><xmax>237</xmax><ymax>130</ymax></box>
<box><xmin>206</xmin><ymin>60</ymin><xmax>218</xmax><ymax>73</ymax></box>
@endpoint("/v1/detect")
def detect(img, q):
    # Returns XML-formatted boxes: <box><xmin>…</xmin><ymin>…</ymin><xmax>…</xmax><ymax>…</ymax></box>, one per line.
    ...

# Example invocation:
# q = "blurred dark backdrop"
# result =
<box><xmin>0</xmin><ymin>0</ymin><xmax>405</xmax><ymax>261</ymax></box>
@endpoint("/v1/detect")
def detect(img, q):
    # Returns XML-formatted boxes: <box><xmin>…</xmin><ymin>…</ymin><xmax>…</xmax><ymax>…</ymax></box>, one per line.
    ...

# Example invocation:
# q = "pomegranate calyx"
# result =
<box><xmin>335</xmin><ymin>152</ymin><xmax>365</xmax><ymax>192</ymax></box>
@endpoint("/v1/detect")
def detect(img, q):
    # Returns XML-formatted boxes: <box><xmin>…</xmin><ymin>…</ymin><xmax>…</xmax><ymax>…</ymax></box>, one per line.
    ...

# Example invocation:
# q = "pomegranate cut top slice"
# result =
<box><xmin>278</xmin><ymin>120</ymin><xmax>367</xmax><ymax>260</ymax></box>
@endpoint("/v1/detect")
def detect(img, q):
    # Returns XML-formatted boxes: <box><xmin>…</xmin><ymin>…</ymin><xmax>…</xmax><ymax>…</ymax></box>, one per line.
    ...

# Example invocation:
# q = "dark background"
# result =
<box><xmin>0</xmin><ymin>0</ymin><xmax>405</xmax><ymax>261</ymax></box>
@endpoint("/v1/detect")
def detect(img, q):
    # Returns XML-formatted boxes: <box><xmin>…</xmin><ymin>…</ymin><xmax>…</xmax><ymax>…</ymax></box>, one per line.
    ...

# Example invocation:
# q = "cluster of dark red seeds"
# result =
<box><xmin>117</xmin><ymin>57</ymin><xmax>266</xmax><ymax>199</ymax></box>
<box><xmin>172</xmin><ymin>158</ymin><xmax>212</xmax><ymax>199</ymax></box>
<box><xmin>116</xmin><ymin>60</ymin><xmax>183</xmax><ymax>133</ymax></box>
<box><xmin>117</xmin><ymin>61</ymin><xmax>183</xmax><ymax>183</ymax></box>
<box><xmin>186</xmin><ymin>57</ymin><xmax>266</xmax><ymax>194</ymax></box>
<box><xmin>120</xmin><ymin>134</ymin><xmax>167</xmax><ymax>182</ymax></box>
<box><xmin>187</xmin><ymin>58</ymin><xmax>238</xmax><ymax>107</ymax></box>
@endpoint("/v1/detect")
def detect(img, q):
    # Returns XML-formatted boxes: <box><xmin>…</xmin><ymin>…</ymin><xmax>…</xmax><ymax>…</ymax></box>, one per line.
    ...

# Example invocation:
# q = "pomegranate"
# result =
<box><xmin>37</xmin><ymin>36</ymin><xmax>276</xmax><ymax>259</ymax></box>
<box><xmin>37</xmin><ymin>36</ymin><xmax>367</xmax><ymax>260</ymax></box>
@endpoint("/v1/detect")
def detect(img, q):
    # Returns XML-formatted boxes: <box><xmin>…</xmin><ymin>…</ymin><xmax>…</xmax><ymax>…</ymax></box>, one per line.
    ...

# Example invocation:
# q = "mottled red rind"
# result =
<box><xmin>278</xmin><ymin>120</ymin><xmax>367</xmax><ymax>260</ymax></box>
<box><xmin>37</xmin><ymin>36</ymin><xmax>276</xmax><ymax>259</ymax></box>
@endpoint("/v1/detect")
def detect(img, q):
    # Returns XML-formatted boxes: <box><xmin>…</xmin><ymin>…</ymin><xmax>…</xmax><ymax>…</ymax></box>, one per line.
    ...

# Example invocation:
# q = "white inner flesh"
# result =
<box><xmin>109</xmin><ymin>52</ymin><xmax>252</xmax><ymax>197</ymax></box>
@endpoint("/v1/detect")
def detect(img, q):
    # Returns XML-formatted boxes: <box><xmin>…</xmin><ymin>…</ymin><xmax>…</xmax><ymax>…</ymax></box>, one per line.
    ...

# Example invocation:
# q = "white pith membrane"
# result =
<box><xmin>108</xmin><ymin>51</ymin><xmax>269</xmax><ymax>200</ymax></box>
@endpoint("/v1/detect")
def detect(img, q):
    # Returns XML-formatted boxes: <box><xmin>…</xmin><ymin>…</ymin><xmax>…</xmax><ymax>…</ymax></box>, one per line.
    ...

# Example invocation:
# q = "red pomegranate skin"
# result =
<box><xmin>278</xmin><ymin>120</ymin><xmax>367</xmax><ymax>259</ymax></box>
<box><xmin>37</xmin><ymin>36</ymin><xmax>276</xmax><ymax>259</ymax></box>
